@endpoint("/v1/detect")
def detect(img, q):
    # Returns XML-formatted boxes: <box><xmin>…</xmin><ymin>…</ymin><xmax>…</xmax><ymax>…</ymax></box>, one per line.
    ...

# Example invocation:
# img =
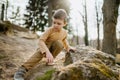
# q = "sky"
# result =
<box><xmin>8</xmin><ymin>0</ymin><xmax>120</xmax><ymax>40</ymax></box>
<box><xmin>7</xmin><ymin>0</ymin><xmax>28</xmax><ymax>25</ymax></box>
<box><xmin>8</xmin><ymin>0</ymin><xmax>28</xmax><ymax>13</ymax></box>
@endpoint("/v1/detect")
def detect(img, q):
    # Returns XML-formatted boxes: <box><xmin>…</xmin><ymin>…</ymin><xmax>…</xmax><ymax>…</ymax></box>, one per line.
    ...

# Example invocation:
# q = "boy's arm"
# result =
<box><xmin>38</xmin><ymin>28</ymin><xmax>50</xmax><ymax>54</ymax></box>
<box><xmin>39</xmin><ymin>40</ymin><xmax>54</xmax><ymax>63</ymax></box>
<box><xmin>39</xmin><ymin>28</ymin><xmax>54</xmax><ymax>63</ymax></box>
<box><xmin>39</xmin><ymin>40</ymin><xmax>50</xmax><ymax>54</ymax></box>
<box><xmin>63</xmin><ymin>39</ymin><xmax>76</xmax><ymax>52</ymax></box>
<box><xmin>62</xmin><ymin>36</ymin><xmax>70</xmax><ymax>52</ymax></box>
<box><xmin>62</xmin><ymin>33</ymin><xmax>76</xmax><ymax>52</ymax></box>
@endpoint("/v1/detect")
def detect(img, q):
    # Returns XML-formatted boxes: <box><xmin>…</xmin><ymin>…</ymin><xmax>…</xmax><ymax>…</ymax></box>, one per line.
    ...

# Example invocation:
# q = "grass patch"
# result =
<box><xmin>36</xmin><ymin>69</ymin><xmax>55</xmax><ymax>80</ymax></box>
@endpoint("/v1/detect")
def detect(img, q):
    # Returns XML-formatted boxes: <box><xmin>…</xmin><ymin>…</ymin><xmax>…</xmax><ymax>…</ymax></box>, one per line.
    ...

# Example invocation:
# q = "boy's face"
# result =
<box><xmin>52</xmin><ymin>18</ymin><xmax>67</xmax><ymax>31</ymax></box>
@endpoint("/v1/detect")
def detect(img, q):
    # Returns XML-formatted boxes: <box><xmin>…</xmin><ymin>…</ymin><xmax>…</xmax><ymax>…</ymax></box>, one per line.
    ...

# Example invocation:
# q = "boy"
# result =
<box><xmin>14</xmin><ymin>9</ymin><xmax>75</xmax><ymax>80</ymax></box>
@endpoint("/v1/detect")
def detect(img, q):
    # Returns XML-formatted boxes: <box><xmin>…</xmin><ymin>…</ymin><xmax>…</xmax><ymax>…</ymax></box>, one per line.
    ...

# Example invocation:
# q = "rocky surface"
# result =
<box><xmin>0</xmin><ymin>21</ymin><xmax>120</xmax><ymax>80</ymax></box>
<box><xmin>0</xmin><ymin>33</ymin><xmax>38</xmax><ymax>80</ymax></box>
<box><xmin>52</xmin><ymin>46</ymin><xmax>120</xmax><ymax>80</ymax></box>
<box><xmin>0</xmin><ymin>21</ymin><xmax>38</xmax><ymax>80</ymax></box>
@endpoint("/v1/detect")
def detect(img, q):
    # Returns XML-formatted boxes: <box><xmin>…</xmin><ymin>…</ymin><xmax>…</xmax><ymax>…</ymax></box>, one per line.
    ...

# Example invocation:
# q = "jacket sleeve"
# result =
<box><xmin>38</xmin><ymin>28</ymin><xmax>51</xmax><ymax>54</ymax></box>
<box><xmin>62</xmin><ymin>31</ymin><xmax>70</xmax><ymax>50</ymax></box>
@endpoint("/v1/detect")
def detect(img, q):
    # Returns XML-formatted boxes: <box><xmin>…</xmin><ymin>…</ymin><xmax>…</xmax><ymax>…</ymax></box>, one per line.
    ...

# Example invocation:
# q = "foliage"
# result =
<box><xmin>24</xmin><ymin>0</ymin><xmax>48</xmax><ymax>32</ymax></box>
<box><xmin>36</xmin><ymin>69</ymin><xmax>55</xmax><ymax>80</ymax></box>
<box><xmin>9</xmin><ymin>7</ymin><xmax>21</xmax><ymax>23</ymax></box>
<box><xmin>24</xmin><ymin>0</ymin><xmax>71</xmax><ymax>33</ymax></box>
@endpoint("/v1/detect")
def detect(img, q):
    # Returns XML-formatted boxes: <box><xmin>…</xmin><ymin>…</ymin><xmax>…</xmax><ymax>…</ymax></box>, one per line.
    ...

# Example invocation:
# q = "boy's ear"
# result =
<box><xmin>64</xmin><ymin>22</ymin><xmax>67</xmax><ymax>26</ymax></box>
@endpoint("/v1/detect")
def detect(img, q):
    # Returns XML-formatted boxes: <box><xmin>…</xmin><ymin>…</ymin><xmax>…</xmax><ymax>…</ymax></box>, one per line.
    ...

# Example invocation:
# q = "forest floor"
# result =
<box><xmin>0</xmin><ymin>31</ymin><xmax>66</xmax><ymax>80</ymax></box>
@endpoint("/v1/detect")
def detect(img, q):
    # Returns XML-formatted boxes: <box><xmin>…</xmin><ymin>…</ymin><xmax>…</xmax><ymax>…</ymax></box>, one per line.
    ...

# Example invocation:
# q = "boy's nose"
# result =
<box><xmin>54</xmin><ymin>23</ymin><xmax>58</xmax><ymax>26</ymax></box>
<box><xmin>54</xmin><ymin>24</ymin><xmax>58</xmax><ymax>28</ymax></box>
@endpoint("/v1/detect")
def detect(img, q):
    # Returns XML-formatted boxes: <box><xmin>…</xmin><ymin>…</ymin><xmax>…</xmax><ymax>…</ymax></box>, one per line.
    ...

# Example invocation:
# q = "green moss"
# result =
<box><xmin>36</xmin><ymin>69</ymin><xmax>55</xmax><ymax>80</ymax></box>
<box><xmin>0</xmin><ymin>55</ymin><xmax>6</xmax><ymax>59</ymax></box>
<box><xmin>0</xmin><ymin>56</ymin><xmax>6</xmax><ymax>59</ymax></box>
<box><xmin>70</xmin><ymin>66</ymin><xmax>84</xmax><ymax>80</ymax></box>
<box><xmin>90</xmin><ymin>59</ymin><xmax>116</xmax><ymax>78</ymax></box>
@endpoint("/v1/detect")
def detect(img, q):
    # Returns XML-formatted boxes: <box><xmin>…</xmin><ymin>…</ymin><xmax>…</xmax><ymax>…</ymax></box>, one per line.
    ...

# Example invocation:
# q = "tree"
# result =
<box><xmin>24</xmin><ymin>0</ymin><xmax>48</xmax><ymax>32</ymax></box>
<box><xmin>84</xmin><ymin>0</ymin><xmax>89</xmax><ymax>46</ymax></box>
<box><xmin>48</xmin><ymin>0</ymin><xmax>70</xmax><ymax>27</ymax></box>
<box><xmin>95</xmin><ymin>0</ymin><xmax>102</xmax><ymax>50</ymax></box>
<box><xmin>102</xmin><ymin>0</ymin><xmax>120</xmax><ymax>56</ymax></box>
<box><xmin>48</xmin><ymin>0</ymin><xmax>53</xmax><ymax>27</ymax></box>
<box><xmin>79</xmin><ymin>0</ymin><xmax>89</xmax><ymax>46</ymax></box>
<box><xmin>24</xmin><ymin>0</ymin><xmax>70</xmax><ymax>32</ymax></box>
<box><xmin>9</xmin><ymin>6</ymin><xmax>21</xmax><ymax>23</ymax></box>
<box><xmin>5</xmin><ymin>0</ymin><xmax>8</xmax><ymax>20</ymax></box>
<box><xmin>1</xmin><ymin>4</ymin><xmax>5</xmax><ymax>20</ymax></box>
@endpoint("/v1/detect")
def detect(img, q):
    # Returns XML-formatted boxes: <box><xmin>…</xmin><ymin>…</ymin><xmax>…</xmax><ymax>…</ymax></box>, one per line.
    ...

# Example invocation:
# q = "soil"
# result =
<box><xmin>0</xmin><ymin>32</ymin><xmax>65</xmax><ymax>80</ymax></box>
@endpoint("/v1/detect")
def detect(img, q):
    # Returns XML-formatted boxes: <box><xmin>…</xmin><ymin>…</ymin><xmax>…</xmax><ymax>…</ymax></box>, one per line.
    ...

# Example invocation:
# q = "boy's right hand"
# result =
<box><xmin>45</xmin><ymin>51</ymin><xmax>54</xmax><ymax>63</ymax></box>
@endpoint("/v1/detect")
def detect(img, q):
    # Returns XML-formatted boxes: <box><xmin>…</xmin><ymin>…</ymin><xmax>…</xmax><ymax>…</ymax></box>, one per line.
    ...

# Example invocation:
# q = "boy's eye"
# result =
<box><xmin>53</xmin><ymin>22</ymin><xmax>61</xmax><ymax>25</ymax></box>
<box><xmin>57</xmin><ymin>23</ymin><xmax>61</xmax><ymax>25</ymax></box>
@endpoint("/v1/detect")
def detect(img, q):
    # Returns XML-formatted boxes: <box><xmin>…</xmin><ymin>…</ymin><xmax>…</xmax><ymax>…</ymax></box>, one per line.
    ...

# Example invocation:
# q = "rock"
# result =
<box><xmin>0</xmin><ymin>50</ymin><xmax>7</xmax><ymax>59</ymax></box>
<box><xmin>116</xmin><ymin>54</ymin><xmax>120</xmax><ymax>65</ymax></box>
<box><xmin>51</xmin><ymin>46</ymin><xmax>119</xmax><ymax>80</ymax></box>
<box><xmin>0</xmin><ymin>66</ymin><xmax>5</xmax><ymax>79</ymax></box>
<box><xmin>116</xmin><ymin>48</ymin><xmax>120</xmax><ymax>54</ymax></box>
<box><xmin>0</xmin><ymin>29</ymin><xmax>38</xmax><ymax>80</ymax></box>
<box><xmin>64</xmin><ymin>46</ymin><xmax>115</xmax><ymax>66</ymax></box>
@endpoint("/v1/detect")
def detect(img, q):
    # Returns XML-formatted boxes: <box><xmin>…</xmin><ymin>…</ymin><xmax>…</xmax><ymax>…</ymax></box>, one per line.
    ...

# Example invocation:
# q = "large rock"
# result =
<box><xmin>51</xmin><ymin>46</ymin><xmax>120</xmax><ymax>80</ymax></box>
<box><xmin>116</xmin><ymin>54</ymin><xmax>120</xmax><ymax>64</ymax></box>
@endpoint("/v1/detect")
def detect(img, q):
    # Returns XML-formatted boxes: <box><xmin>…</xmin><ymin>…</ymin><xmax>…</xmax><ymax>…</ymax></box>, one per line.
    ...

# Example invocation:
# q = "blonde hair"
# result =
<box><xmin>53</xmin><ymin>9</ymin><xmax>68</xmax><ymax>22</ymax></box>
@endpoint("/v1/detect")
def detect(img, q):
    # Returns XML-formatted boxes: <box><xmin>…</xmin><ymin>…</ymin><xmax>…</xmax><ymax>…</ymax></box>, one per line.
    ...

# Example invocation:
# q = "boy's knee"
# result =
<box><xmin>52</xmin><ymin>40</ymin><xmax>63</xmax><ymax>49</ymax></box>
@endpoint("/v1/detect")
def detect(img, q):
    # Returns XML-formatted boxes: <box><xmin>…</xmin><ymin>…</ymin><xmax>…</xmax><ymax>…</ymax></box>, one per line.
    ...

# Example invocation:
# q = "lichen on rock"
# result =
<box><xmin>52</xmin><ymin>46</ymin><xmax>119</xmax><ymax>80</ymax></box>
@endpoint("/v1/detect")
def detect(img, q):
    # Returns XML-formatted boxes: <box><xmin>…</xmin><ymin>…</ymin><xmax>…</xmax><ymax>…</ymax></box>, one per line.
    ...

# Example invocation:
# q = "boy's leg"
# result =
<box><xmin>14</xmin><ymin>48</ymin><xmax>44</xmax><ymax>80</ymax></box>
<box><xmin>14</xmin><ymin>66</ymin><xmax>27</xmax><ymax>80</ymax></box>
<box><xmin>46</xmin><ymin>40</ymin><xmax>63</xmax><ymax>66</ymax></box>
<box><xmin>22</xmin><ymin>48</ymin><xmax>44</xmax><ymax>70</ymax></box>
<box><xmin>50</xmin><ymin>40</ymin><xmax>63</xmax><ymax>58</ymax></box>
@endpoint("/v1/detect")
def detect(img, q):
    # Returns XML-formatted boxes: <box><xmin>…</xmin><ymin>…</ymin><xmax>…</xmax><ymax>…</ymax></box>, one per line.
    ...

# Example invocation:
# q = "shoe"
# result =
<box><xmin>14</xmin><ymin>66</ymin><xmax>27</xmax><ymax>80</ymax></box>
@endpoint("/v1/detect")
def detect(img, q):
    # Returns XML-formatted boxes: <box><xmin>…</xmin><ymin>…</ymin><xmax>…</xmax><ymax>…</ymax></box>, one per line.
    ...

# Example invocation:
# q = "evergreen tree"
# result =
<box><xmin>24</xmin><ymin>0</ymin><xmax>70</xmax><ymax>32</ymax></box>
<box><xmin>24</xmin><ymin>0</ymin><xmax>48</xmax><ymax>32</ymax></box>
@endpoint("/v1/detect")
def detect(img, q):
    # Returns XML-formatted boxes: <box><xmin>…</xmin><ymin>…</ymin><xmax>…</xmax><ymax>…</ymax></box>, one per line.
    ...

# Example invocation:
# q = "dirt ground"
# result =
<box><xmin>0</xmin><ymin>32</ymin><xmax>66</xmax><ymax>80</ymax></box>
<box><xmin>0</xmin><ymin>32</ymin><xmax>38</xmax><ymax>80</ymax></box>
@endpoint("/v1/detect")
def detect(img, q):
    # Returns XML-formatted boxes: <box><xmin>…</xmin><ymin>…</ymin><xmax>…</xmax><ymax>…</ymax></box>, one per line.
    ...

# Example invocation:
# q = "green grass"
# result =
<box><xmin>36</xmin><ymin>69</ymin><xmax>55</xmax><ymax>80</ymax></box>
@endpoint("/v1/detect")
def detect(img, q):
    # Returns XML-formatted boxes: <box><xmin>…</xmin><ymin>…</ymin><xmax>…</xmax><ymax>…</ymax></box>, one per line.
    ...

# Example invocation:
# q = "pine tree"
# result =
<box><xmin>24</xmin><ymin>0</ymin><xmax>70</xmax><ymax>32</ymax></box>
<box><xmin>24</xmin><ymin>0</ymin><xmax>48</xmax><ymax>32</ymax></box>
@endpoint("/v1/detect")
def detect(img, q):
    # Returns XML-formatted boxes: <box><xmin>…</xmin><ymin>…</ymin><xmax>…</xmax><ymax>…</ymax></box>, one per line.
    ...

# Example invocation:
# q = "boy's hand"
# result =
<box><xmin>67</xmin><ymin>46</ymin><xmax>76</xmax><ymax>53</ymax></box>
<box><xmin>45</xmin><ymin>51</ymin><xmax>54</xmax><ymax>63</ymax></box>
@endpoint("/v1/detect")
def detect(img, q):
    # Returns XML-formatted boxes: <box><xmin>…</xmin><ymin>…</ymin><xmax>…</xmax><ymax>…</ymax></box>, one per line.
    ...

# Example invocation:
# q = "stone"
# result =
<box><xmin>52</xmin><ymin>46</ymin><xmax>119</xmax><ymax>80</ymax></box>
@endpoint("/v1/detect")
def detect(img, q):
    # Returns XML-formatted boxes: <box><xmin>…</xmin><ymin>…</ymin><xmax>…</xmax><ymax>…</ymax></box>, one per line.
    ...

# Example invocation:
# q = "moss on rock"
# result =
<box><xmin>36</xmin><ymin>69</ymin><xmax>55</xmax><ymax>80</ymax></box>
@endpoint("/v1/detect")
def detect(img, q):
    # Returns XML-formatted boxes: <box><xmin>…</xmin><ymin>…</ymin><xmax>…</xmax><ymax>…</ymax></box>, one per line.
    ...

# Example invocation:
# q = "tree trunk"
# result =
<box><xmin>1</xmin><ymin>4</ymin><xmax>5</xmax><ymax>21</ymax></box>
<box><xmin>102</xmin><ymin>0</ymin><xmax>119</xmax><ymax>56</ymax></box>
<box><xmin>5</xmin><ymin>0</ymin><xmax>9</xmax><ymax>20</ymax></box>
<box><xmin>95</xmin><ymin>0</ymin><xmax>101</xmax><ymax>50</ymax></box>
<box><xmin>84</xmin><ymin>0</ymin><xmax>89</xmax><ymax>46</ymax></box>
<box><xmin>97</xmin><ymin>23</ymin><xmax>100</xmax><ymax>50</ymax></box>
<box><xmin>48</xmin><ymin>0</ymin><xmax>53</xmax><ymax>27</ymax></box>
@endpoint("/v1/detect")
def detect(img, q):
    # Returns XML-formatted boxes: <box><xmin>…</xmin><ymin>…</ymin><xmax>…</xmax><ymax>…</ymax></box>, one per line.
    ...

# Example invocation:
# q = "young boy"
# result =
<box><xmin>14</xmin><ymin>9</ymin><xmax>75</xmax><ymax>80</ymax></box>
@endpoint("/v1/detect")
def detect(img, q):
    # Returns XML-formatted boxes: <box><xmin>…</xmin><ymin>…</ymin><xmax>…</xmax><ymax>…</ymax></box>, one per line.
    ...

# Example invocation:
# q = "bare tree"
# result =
<box><xmin>102</xmin><ymin>0</ymin><xmax>120</xmax><ymax>56</ymax></box>
<box><xmin>1</xmin><ymin>4</ymin><xmax>5</xmax><ymax>20</ymax></box>
<box><xmin>10</xmin><ymin>7</ymin><xmax>21</xmax><ymax>23</ymax></box>
<box><xmin>95</xmin><ymin>0</ymin><xmax>102</xmax><ymax>50</ymax></box>
<box><xmin>48</xmin><ymin>0</ymin><xmax>53</xmax><ymax>27</ymax></box>
<box><xmin>79</xmin><ymin>0</ymin><xmax>89</xmax><ymax>46</ymax></box>
<box><xmin>5</xmin><ymin>0</ymin><xmax>8</xmax><ymax>20</ymax></box>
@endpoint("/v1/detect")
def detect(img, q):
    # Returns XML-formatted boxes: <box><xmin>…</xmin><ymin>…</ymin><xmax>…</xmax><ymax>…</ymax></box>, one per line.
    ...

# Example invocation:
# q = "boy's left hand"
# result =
<box><xmin>67</xmin><ymin>46</ymin><xmax>76</xmax><ymax>53</ymax></box>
